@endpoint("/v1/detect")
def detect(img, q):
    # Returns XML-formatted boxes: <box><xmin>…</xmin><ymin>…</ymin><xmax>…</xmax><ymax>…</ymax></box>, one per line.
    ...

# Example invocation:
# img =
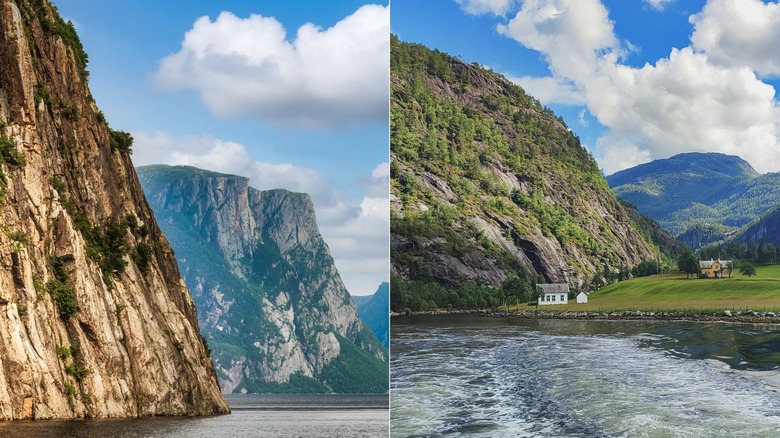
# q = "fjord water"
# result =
<box><xmin>0</xmin><ymin>394</ymin><xmax>389</xmax><ymax>437</ymax></box>
<box><xmin>391</xmin><ymin>315</ymin><xmax>780</xmax><ymax>437</ymax></box>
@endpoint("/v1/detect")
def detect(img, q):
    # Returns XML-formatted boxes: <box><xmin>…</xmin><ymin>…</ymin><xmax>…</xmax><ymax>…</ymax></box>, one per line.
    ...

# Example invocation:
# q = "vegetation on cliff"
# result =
<box><xmin>390</xmin><ymin>36</ymin><xmax>664</xmax><ymax>312</ymax></box>
<box><xmin>0</xmin><ymin>0</ymin><xmax>228</xmax><ymax>418</ymax></box>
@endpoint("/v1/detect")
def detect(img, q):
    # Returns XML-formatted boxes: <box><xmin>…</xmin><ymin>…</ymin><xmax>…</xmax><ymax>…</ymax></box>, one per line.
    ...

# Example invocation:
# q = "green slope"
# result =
<box><xmin>391</xmin><ymin>36</ymin><xmax>664</xmax><ymax>312</ymax></box>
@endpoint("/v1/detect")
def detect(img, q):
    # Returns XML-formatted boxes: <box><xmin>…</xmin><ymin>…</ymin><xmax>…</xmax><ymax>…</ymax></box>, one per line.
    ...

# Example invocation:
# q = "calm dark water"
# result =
<box><xmin>391</xmin><ymin>315</ymin><xmax>780</xmax><ymax>437</ymax></box>
<box><xmin>0</xmin><ymin>394</ymin><xmax>389</xmax><ymax>437</ymax></box>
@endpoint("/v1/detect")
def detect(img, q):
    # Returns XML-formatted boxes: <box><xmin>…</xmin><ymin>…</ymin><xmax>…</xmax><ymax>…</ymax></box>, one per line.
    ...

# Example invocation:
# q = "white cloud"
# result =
<box><xmin>496</xmin><ymin>0</ymin><xmax>780</xmax><ymax>174</ymax></box>
<box><xmin>690</xmin><ymin>0</ymin><xmax>780</xmax><ymax>76</ymax></box>
<box><xmin>643</xmin><ymin>0</ymin><xmax>674</xmax><ymax>11</ymax></box>
<box><xmin>154</xmin><ymin>5</ymin><xmax>389</xmax><ymax>129</ymax></box>
<box><xmin>505</xmin><ymin>74</ymin><xmax>584</xmax><ymax>105</ymax></box>
<box><xmin>577</xmin><ymin>108</ymin><xmax>589</xmax><ymax>127</ymax></box>
<box><xmin>132</xmin><ymin>132</ymin><xmax>388</xmax><ymax>295</ymax></box>
<box><xmin>455</xmin><ymin>0</ymin><xmax>516</xmax><ymax>16</ymax></box>
<box><xmin>593</xmin><ymin>138</ymin><xmax>651</xmax><ymax>175</ymax></box>
<box><xmin>498</xmin><ymin>0</ymin><xmax>620</xmax><ymax>80</ymax></box>
<box><xmin>320</xmin><ymin>164</ymin><xmax>389</xmax><ymax>295</ymax></box>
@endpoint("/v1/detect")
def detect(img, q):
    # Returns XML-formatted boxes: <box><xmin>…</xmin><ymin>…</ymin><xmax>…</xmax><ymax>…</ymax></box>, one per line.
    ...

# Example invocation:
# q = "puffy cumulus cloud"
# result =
<box><xmin>319</xmin><ymin>163</ymin><xmax>389</xmax><ymax>296</ymax></box>
<box><xmin>690</xmin><ymin>0</ymin><xmax>780</xmax><ymax>76</ymax></box>
<box><xmin>154</xmin><ymin>5</ymin><xmax>389</xmax><ymax>129</ymax></box>
<box><xmin>497</xmin><ymin>0</ymin><xmax>780</xmax><ymax>174</ymax></box>
<box><xmin>455</xmin><ymin>0</ymin><xmax>516</xmax><ymax>16</ymax></box>
<box><xmin>591</xmin><ymin>48</ymin><xmax>780</xmax><ymax>173</ymax></box>
<box><xmin>131</xmin><ymin>133</ymin><xmax>388</xmax><ymax>295</ymax></box>
<box><xmin>132</xmin><ymin>132</ymin><xmax>254</xmax><ymax>174</ymax></box>
<box><xmin>593</xmin><ymin>138</ymin><xmax>651</xmax><ymax>175</ymax></box>
<box><xmin>643</xmin><ymin>0</ymin><xmax>675</xmax><ymax>11</ymax></box>
<box><xmin>498</xmin><ymin>0</ymin><xmax>620</xmax><ymax>80</ymax></box>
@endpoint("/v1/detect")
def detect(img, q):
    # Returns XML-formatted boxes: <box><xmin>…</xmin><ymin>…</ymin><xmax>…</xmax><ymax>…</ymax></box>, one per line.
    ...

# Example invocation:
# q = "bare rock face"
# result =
<box><xmin>137</xmin><ymin>165</ymin><xmax>389</xmax><ymax>394</ymax></box>
<box><xmin>0</xmin><ymin>0</ymin><xmax>228</xmax><ymax>419</ymax></box>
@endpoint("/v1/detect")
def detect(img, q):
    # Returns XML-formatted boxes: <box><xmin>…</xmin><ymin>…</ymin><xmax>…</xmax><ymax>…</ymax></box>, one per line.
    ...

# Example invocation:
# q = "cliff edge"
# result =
<box><xmin>0</xmin><ymin>0</ymin><xmax>228</xmax><ymax>419</ymax></box>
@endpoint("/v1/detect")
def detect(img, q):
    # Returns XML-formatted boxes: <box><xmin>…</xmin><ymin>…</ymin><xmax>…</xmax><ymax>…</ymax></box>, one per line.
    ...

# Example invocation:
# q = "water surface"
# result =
<box><xmin>391</xmin><ymin>315</ymin><xmax>780</xmax><ymax>437</ymax></box>
<box><xmin>0</xmin><ymin>393</ymin><xmax>389</xmax><ymax>437</ymax></box>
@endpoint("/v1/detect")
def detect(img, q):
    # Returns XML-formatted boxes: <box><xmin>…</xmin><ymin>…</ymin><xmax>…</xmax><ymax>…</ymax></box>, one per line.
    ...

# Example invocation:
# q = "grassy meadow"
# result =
<box><xmin>531</xmin><ymin>264</ymin><xmax>780</xmax><ymax>313</ymax></box>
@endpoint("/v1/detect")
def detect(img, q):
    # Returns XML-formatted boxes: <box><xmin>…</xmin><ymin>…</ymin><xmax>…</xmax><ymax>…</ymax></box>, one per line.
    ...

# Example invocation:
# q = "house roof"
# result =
<box><xmin>537</xmin><ymin>283</ymin><xmax>569</xmax><ymax>294</ymax></box>
<box><xmin>699</xmin><ymin>259</ymin><xmax>732</xmax><ymax>269</ymax></box>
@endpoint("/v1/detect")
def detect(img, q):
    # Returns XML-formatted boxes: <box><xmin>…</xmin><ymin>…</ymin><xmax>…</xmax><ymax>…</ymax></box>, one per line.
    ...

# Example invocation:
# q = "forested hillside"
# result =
<box><xmin>608</xmin><ymin>153</ymin><xmax>780</xmax><ymax>248</ymax></box>
<box><xmin>390</xmin><ymin>36</ymin><xmax>666</xmax><ymax>312</ymax></box>
<box><xmin>698</xmin><ymin>205</ymin><xmax>780</xmax><ymax>263</ymax></box>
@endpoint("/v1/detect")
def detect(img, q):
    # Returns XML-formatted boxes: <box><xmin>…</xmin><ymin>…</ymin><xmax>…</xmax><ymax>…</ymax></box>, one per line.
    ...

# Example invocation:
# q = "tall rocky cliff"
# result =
<box><xmin>137</xmin><ymin>165</ymin><xmax>388</xmax><ymax>394</ymax></box>
<box><xmin>391</xmin><ymin>37</ymin><xmax>659</xmax><ymax>310</ymax></box>
<box><xmin>0</xmin><ymin>0</ymin><xmax>228</xmax><ymax>419</ymax></box>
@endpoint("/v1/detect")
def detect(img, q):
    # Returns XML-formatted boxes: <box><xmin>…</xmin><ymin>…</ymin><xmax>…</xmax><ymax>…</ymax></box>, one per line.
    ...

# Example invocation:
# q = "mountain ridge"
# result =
<box><xmin>607</xmin><ymin>152</ymin><xmax>780</xmax><ymax>248</ymax></box>
<box><xmin>353</xmin><ymin>282</ymin><xmax>389</xmax><ymax>348</ymax></box>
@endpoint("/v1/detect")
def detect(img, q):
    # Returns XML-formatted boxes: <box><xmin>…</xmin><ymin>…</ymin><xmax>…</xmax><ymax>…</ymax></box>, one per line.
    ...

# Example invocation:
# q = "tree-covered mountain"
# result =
<box><xmin>698</xmin><ymin>206</ymin><xmax>780</xmax><ymax>264</ymax></box>
<box><xmin>390</xmin><ymin>36</ymin><xmax>664</xmax><ymax>312</ymax></box>
<box><xmin>607</xmin><ymin>153</ymin><xmax>780</xmax><ymax>248</ymax></box>
<box><xmin>737</xmin><ymin>206</ymin><xmax>780</xmax><ymax>247</ymax></box>
<box><xmin>137</xmin><ymin>165</ymin><xmax>388</xmax><ymax>394</ymax></box>
<box><xmin>352</xmin><ymin>283</ymin><xmax>389</xmax><ymax>348</ymax></box>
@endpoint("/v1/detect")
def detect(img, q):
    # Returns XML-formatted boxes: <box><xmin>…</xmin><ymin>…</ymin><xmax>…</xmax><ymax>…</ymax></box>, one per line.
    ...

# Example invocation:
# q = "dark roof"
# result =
<box><xmin>536</xmin><ymin>284</ymin><xmax>569</xmax><ymax>294</ymax></box>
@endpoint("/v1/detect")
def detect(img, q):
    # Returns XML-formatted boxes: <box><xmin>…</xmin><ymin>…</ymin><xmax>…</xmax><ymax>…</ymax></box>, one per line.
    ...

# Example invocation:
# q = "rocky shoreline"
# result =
<box><xmin>391</xmin><ymin>308</ymin><xmax>780</xmax><ymax>324</ymax></box>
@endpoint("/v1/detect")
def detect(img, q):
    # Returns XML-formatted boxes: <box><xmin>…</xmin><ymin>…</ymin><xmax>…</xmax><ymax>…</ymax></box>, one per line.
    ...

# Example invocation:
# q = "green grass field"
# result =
<box><xmin>533</xmin><ymin>265</ymin><xmax>780</xmax><ymax>313</ymax></box>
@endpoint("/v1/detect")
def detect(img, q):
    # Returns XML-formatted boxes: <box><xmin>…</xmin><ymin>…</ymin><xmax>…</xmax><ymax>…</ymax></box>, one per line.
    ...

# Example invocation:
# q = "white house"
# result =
<box><xmin>576</xmin><ymin>291</ymin><xmax>588</xmax><ymax>304</ymax></box>
<box><xmin>537</xmin><ymin>283</ymin><xmax>569</xmax><ymax>305</ymax></box>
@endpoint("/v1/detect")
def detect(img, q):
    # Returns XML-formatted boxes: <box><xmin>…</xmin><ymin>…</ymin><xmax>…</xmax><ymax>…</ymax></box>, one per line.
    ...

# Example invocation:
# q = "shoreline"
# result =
<box><xmin>392</xmin><ymin>308</ymin><xmax>780</xmax><ymax>324</ymax></box>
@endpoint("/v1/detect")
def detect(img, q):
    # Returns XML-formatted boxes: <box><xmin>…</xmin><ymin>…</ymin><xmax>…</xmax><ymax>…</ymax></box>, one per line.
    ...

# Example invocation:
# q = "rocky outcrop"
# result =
<box><xmin>137</xmin><ymin>165</ymin><xmax>388</xmax><ymax>394</ymax></box>
<box><xmin>0</xmin><ymin>0</ymin><xmax>228</xmax><ymax>419</ymax></box>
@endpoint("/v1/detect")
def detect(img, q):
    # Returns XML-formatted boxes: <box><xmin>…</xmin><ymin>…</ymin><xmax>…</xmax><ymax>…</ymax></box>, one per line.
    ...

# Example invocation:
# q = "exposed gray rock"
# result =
<box><xmin>137</xmin><ymin>165</ymin><xmax>388</xmax><ymax>394</ymax></box>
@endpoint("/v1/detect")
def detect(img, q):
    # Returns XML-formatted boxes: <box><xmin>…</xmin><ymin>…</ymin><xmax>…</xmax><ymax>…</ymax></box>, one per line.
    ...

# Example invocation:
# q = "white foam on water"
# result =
<box><xmin>392</xmin><ymin>319</ymin><xmax>780</xmax><ymax>437</ymax></box>
<box><xmin>490</xmin><ymin>332</ymin><xmax>780</xmax><ymax>437</ymax></box>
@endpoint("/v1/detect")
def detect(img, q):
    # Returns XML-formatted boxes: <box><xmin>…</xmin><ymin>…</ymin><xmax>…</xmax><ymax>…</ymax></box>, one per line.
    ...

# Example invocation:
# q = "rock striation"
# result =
<box><xmin>0</xmin><ymin>0</ymin><xmax>228</xmax><ymax>419</ymax></box>
<box><xmin>137</xmin><ymin>165</ymin><xmax>388</xmax><ymax>394</ymax></box>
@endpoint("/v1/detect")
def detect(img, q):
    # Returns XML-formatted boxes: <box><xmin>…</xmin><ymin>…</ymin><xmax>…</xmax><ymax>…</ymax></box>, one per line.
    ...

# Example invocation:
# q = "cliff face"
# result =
<box><xmin>0</xmin><ymin>0</ymin><xmax>228</xmax><ymax>419</ymax></box>
<box><xmin>137</xmin><ymin>165</ymin><xmax>388</xmax><ymax>394</ymax></box>
<box><xmin>391</xmin><ymin>37</ymin><xmax>658</xmax><ymax>307</ymax></box>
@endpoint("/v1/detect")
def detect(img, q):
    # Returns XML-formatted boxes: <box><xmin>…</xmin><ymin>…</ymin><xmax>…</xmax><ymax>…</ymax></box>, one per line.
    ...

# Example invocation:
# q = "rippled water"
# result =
<box><xmin>391</xmin><ymin>315</ymin><xmax>780</xmax><ymax>437</ymax></box>
<box><xmin>0</xmin><ymin>394</ymin><xmax>389</xmax><ymax>437</ymax></box>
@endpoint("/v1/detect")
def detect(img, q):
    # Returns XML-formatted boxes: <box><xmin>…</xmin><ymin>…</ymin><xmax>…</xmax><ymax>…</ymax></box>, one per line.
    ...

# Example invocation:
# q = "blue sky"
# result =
<box><xmin>57</xmin><ymin>0</ymin><xmax>390</xmax><ymax>295</ymax></box>
<box><xmin>392</xmin><ymin>0</ymin><xmax>780</xmax><ymax>175</ymax></box>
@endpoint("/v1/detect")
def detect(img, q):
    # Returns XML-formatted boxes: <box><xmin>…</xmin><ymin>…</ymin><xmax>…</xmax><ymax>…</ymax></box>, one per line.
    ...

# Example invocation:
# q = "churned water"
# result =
<box><xmin>0</xmin><ymin>394</ymin><xmax>389</xmax><ymax>437</ymax></box>
<box><xmin>391</xmin><ymin>315</ymin><xmax>780</xmax><ymax>437</ymax></box>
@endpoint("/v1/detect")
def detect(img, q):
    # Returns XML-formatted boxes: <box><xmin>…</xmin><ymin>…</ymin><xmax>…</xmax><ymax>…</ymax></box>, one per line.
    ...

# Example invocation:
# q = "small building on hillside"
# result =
<box><xmin>699</xmin><ymin>259</ymin><xmax>732</xmax><ymax>278</ymax></box>
<box><xmin>576</xmin><ymin>291</ymin><xmax>589</xmax><ymax>304</ymax></box>
<box><xmin>537</xmin><ymin>283</ymin><xmax>569</xmax><ymax>305</ymax></box>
